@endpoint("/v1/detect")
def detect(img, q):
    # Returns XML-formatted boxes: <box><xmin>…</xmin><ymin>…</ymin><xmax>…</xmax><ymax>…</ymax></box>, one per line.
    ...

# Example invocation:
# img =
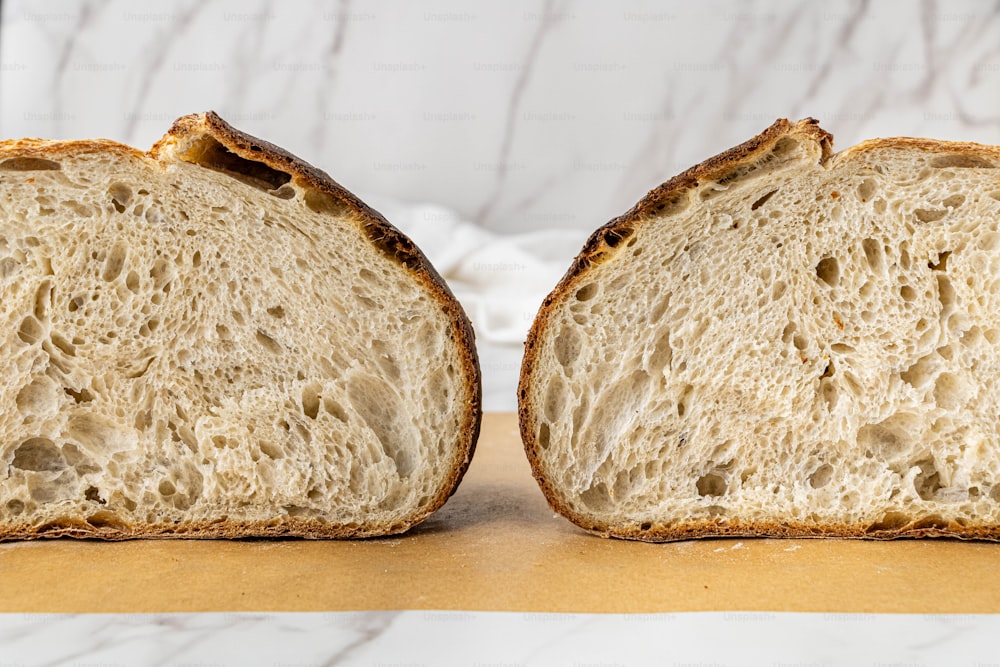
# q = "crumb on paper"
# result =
<box><xmin>784</xmin><ymin>544</ymin><xmax>801</xmax><ymax>552</ymax></box>
<box><xmin>731</xmin><ymin>542</ymin><xmax>745</xmax><ymax>550</ymax></box>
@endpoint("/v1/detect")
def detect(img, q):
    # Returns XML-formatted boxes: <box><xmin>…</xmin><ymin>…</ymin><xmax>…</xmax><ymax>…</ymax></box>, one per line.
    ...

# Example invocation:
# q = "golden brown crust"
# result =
<box><xmin>1</xmin><ymin>516</ymin><xmax>421</xmax><ymax>540</ymax></box>
<box><xmin>1</xmin><ymin>112</ymin><xmax>481</xmax><ymax>540</ymax></box>
<box><xmin>519</xmin><ymin>118</ymin><xmax>1000</xmax><ymax>542</ymax></box>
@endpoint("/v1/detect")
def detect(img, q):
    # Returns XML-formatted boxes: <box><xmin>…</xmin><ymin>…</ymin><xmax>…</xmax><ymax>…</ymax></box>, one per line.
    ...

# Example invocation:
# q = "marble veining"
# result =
<box><xmin>1</xmin><ymin>0</ymin><xmax>997</xmax><ymax>235</ymax></box>
<box><xmin>1</xmin><ymin>611</ymin><xmax>999</xmax><ymax>665</ymax></box>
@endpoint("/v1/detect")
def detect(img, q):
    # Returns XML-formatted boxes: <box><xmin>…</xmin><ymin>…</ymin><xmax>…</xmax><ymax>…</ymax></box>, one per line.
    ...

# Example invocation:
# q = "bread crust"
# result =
<box><xmin>0</xmin><ymin>112</ymin><xmax>481</xmax><ymax>540</ymax></box>
<box><xmin>519</xmin><ymin>118</ymin><xmax>1000</xmax><ymax>542</ymax></box>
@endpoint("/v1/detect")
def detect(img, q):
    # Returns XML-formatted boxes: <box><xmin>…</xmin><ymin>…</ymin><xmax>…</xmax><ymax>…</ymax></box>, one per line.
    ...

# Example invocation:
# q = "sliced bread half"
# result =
<box><xmin>520</xmin><ymin>118</ymin><xmax>1000</xmax><ymax>541</ymax></box>
<box><xmin>0</xmin><ymin>111</ymin><xmax>480</xmax><ymax>539</ymax></box>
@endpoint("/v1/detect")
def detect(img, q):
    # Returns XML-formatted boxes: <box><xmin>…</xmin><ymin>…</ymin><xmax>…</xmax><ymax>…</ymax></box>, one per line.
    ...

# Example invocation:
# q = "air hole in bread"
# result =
<box><xmin>942</xmin><ymin>194</ymin><xmax>965</xmax><ymax>209</ymax></box>
<box><xmin>868</xmin><ymin>511</ymin><xmax>910</xmax><ymax>532</ymax></box>
<box><xmin>182</xmin><ymin>135</ymin><xmax>292</xmax><ymax>193</ymax></box>
<box><xmin>647</xmin><ymin>330</ymin><xmax>673</xmax><ymax>373</ymax></box>
<box><xmin>929</xmin><ymin>155</ymin><xmax>995</xmax><ymax>169</ymax></box>
<box><xmin>32</xmin><ymin>281</ymin><xmax>54</xmax><ymax>320</ymax></box>
<box><xmin>371</xmin><ymin>339</ymin><xmax>401</xmax><ymax>381</ymax></box>
<box><xmin>266</xmin><ymin>305</ymin><xmax>285</xmax><ymax>319</ymax></box>
<box><xmin>271</xmin><ymin>184</ymin><xmax>296</xmax><ymax>200</ymax></box>
<box><xmin>930</xmin><ymin>251</ymin><xmax>951</xmax><ymax>271</ymax></box>
<box><xmin>66</xmin><ymin>201</ymin><xmax>94</xmax><ymax>218</ymax></box>
<box><xmin>17</xmin><ymin>316</ymin><xmax>43</xmax><ymax>345</ymax></box>
<box><xmin>861</xmin><ymin>238</ymin><xmax>885</xmax><ymax>274</ymax></box>
<box><xmin>677</xmin><ymin>384</ymin><xmax>694</xmax><ymax>418</ymax></box>
<box><xmin>915</xmin><ymin>208</ymin><xmax>947</xmax><ymax>223</ymax></box>
<box><xmin>751</xmin><ymin>189</ymin><xmax>778</xmax><ymax>211</ymax></box>
<box><xmin>107</xmin><ymin>183</ymin><xmax>132</xmax><ymax>213</ymax></box>
<box><xmin>301</xmin><ymin>383</ymin><xmax>322</xmax><ymax>420</ymax></box>
<box><xmin>820</xmin><ymin>380</ymin><xmax>838</xmax><ymax>410</ymax></box>
<box><xmin>125</xmin><ymin>270</ymin><xmax>140</xmax><ymax>292</ymax></box>
<box><xmin>15</xmin><ymin>376</ymin><xmax>58</xmax><ymax>415</ymax></box>
<box><xmin>857</xmin><ymin>178</ymin><xmax>878</xmax><ymax>202</ymax></box>
<box><xmin>553</xmin><ymin>327</ymin><xmax>582</xmax><ymax>370</ymax></box>
<box><xmin>808</xmin><ymin>463</ymin><xmax>834</xmax><ymax>488</ymax></box>
<box><xmin>347</xmin><ymin>374</ymin><xmax>416</xmax><ymax>478</ymax></box>
<box><xmin>255</xmin><ymin>330</ymin><xmax>282</xmax><ymax>354</ymax></box>
<box><xmin>575</xmin><ymin>283</ymin><xmax>597</xmax><ymax>302</ymax></box>
<box><xmin>259</xmin><ymin>441</ymin><xmax>284</xmax><ymax>460</ymax></box>
<box><xmin>303</xmin><ymin>189</ymin><xmax>348</xmax><ymax>216</ymax></box>
<box><xmin>602</xmin><ymin>227</ymin><xmax>632</xmax><ymax>249</ymax></box>
<box><xmin>933</xmin><ymin>372</ymin><xmax>969</xmax><ymax>409</ymax></box>
<box><xmin>695</xmin><ymin>472</ymin><xmax>726</xmax><ymax>497</ymax></box>
<box><xmin>86</xmin><ymin>510</ymin><xmax>126</xmax><ymax>530</ymax></box>
<box><xmin>11</xmin><ymin>438</ymin><xmax>64</xmax><ymax>472</ymax></box>
<box><xmin>580</xmin><ymin>482</ymin><xmax>611</xmax><ymax>511</ymax></box>
<box><xmin>66</xmin><ymin>413</ymin><xmax>123</xmax><ymax>454</ymax></box>
<box><xmin>537</xmin><ymin>422</ymin><xmax>551</xmax><ymax>450</ymax></box>
<box><xmin>323</xmin><ymin>397</ymin><xmax>348</xmax><ymax>422</ymax></box>
<box><xmin>900</xmin><ymin>353</ymin><xmax>937</xmax><ymax>388</ymax></box>
<box><xmin>815</xmin><ymin>256</ymin><xmax>840</xmax><ymax>287</ymax></box>
<box><xmin>543</xmin><ymin>376</ymin><xmax>567</xmax><ymax>422</ymax></box>
<box><xmin>101</xmin><ymin>241</ymin><xmax>128</xmax><ymax>282</ymax></box>
<box><xmin>0</xmin><ymin>157</ymin><xmax>61</xmax><ymax>171</ymax></box>
<box><xmin>64</xmin><ymin>386</ymin><xmax>94</xmax><ymax>404</ymax></box>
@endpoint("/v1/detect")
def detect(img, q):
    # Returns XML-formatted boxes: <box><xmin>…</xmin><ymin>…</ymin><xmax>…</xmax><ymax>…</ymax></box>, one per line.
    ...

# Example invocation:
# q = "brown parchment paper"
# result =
<box><xmin>1</xmin><ymin>413</ymin><xmax>998</xmax><ymax>613</ymax></box>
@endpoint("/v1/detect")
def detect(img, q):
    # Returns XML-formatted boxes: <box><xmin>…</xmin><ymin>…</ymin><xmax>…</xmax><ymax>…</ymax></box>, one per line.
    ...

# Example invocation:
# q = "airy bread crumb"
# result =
<box><xmin>520</xmin><ymin>118</ymin><xmax>1000</xmax><ymax>541</ymax></box>
<box><xmin>0</xmin><ymin>112</ymin><xmax>481</xmax><ymax>540</ymax></box>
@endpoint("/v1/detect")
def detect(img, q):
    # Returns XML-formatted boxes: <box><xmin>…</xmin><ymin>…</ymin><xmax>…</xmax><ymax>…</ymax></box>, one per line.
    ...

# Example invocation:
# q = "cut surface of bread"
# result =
<box><xmin>0</xmin><ymin>112</ymin><xmax>480</xmax><ymax>539</ymax></box>
<box><xmin>520</xmin><ymin>118</ymin><xmax>1000</xmax><ymax>541</ymax></box>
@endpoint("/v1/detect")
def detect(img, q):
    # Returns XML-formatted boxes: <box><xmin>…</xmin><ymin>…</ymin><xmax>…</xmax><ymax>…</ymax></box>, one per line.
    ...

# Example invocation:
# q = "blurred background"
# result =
<box><xmin>1</xmin><ymin>0</ymin><xmax>998</xmax><ymax>409</ymax></box>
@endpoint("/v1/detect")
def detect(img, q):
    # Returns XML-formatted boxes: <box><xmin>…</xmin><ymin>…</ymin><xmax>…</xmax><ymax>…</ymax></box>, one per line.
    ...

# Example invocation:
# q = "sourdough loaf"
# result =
<box><xmin>520</xmin><ymin>118</ymin><xmax>1000</xmax><ymax>541</ymax></box>
<box><xmin>0</xmin><ymin>112</ymin><xmax>480</xmax><ymax>539</ymax></box>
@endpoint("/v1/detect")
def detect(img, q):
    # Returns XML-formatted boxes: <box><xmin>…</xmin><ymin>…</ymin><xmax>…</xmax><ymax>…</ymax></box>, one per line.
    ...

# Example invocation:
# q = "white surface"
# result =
<box><xmin>2</xmin><ymin>0</ymin><xmax>997</xmax><ymax>234</ymax></box>
<box><xmin>0</xmin><ymin>610</ymin><xmax>998</xmax><ymax>666</ymax></box>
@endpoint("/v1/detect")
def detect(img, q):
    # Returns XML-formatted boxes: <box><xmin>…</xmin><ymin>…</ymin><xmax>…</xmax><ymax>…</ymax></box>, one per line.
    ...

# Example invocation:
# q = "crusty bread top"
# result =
<box><xmin>0</xmin><ymin>112</ymin><xmax>481</xmax><ymax>539</ymax></box>
<box><xmin>519</xmin><ymin>118</ymin><xmax>1000</xmax><ymax>541</ymax></box>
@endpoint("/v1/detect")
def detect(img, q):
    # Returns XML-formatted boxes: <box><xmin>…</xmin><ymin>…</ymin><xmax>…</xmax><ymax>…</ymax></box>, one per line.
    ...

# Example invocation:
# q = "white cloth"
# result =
<box><xmin>374</xmin><ymin>200</ymin><xmax>590</xmax><ymax>411</ymax></box>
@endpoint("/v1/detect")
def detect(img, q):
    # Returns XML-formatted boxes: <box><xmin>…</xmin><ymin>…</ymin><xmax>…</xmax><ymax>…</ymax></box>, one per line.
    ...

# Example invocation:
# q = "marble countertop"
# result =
<box><xmin>4</xmin><ymin>611</ymin><xmax>1000</xmax><ymax>666</ymax></box>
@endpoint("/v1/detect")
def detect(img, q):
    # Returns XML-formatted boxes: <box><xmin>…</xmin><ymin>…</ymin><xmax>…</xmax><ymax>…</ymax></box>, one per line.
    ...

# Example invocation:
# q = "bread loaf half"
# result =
<box><xmin>520</xmin><ymin>118</ymin><xmax>1000</xmax><ymax>541</ymax></box>
<box><xmin>0</xmin><ymin>112</ymin><xmax>480</xmax><ymax>539</ymax></box>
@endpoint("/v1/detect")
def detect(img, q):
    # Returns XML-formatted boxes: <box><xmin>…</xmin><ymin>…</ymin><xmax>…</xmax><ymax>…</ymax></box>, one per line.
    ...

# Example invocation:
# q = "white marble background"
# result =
<box><xmin>1</xmin><ymin>0</ymin><xmax>997</xmax><ymax>233</ymax></box>
<box><xmin>1</xmin><ymin>0</ymin><xmax>998</xmax><ymax>409</ymax></box>
<box><xmin>3</xmin><ymin>610</ymin><xmax>1000</xmax><ymax>666</ymax></box>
